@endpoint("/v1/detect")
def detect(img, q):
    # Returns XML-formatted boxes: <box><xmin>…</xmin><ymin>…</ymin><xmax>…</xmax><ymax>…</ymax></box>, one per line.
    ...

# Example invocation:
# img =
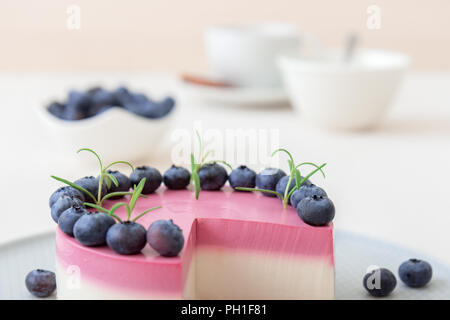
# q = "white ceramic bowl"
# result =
<box><xmin>35</xmin><ymin>98</ymin><xmax>176</xmax><ymax>163</ymax></box>
<box><xmin>278</xmin><ymin>49</ymin><xmax>410</xmax><ymax>130</ymax></box>
<box><xmin>205</xmin><ymin>22</ymin><xmax>300</xmax><ymax>88</ymax></box>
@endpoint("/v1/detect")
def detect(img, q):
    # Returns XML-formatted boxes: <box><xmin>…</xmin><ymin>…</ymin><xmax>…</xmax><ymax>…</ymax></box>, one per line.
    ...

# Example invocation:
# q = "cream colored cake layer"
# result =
<box><xmin>56</xmin><ymin>248</ymin><xmax>334</xmax><ymax>299</ymax></box>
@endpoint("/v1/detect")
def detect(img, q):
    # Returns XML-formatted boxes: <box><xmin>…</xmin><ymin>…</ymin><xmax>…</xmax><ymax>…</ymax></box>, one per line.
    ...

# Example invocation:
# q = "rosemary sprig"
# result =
<box><xmin>190</xmin><ymin>131</ymin><xmax>232</xmax><ymax>199</ymax></box>
<box><xmin>84</xmin><ymin>178</ymin><xmax>161</xmax><ymax>223</ymax></box>
<box><xmin>51</xmin><ymin>148</ymin><xmax>136</xmax><ymax>206</ymax></box>
<box><xmin>236</xmin><ymin>148</ymin><xmax>326</xmax><ymax>209</ymax></box>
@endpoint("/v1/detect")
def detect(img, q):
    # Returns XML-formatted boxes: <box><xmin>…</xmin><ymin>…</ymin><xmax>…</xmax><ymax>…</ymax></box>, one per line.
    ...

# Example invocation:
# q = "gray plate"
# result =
<box><xmin>0</xmin><ymin>230</ymin><xmax>449</xmax><ymax>299</ymax></box>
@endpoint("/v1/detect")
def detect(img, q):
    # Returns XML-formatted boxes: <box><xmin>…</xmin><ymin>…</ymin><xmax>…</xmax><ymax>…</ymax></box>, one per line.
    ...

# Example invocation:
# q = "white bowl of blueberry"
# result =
<box><xmin>36</xmin><ymin>86</ymin><xmax>176</xmax><ymax>162</ymax></box>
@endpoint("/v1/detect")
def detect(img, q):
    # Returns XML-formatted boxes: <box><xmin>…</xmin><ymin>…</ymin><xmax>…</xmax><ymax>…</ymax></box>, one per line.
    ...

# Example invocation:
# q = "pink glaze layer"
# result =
<box><xmin>56</xmin><ymin>187</ymin><xmax>334</xmax><ymax>293</ymax></box>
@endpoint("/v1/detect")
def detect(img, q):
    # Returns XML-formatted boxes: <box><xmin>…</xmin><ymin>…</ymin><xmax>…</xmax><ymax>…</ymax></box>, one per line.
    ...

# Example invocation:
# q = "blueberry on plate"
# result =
<box><xmin>198</xmin><ymin>163</ymin><xmax>228</xmax><ymax>191</ymax></box>
<box><xmin>51</xmin><ymin>195</ymin><xmax>84</xmax><ymax>223</ymax></box>
<box><xmin>163</xmin><ymin>165</ymin><xmax>191</xmax><ymax>190</ymax></box>
<box><xmin>25</xmin><ymin>269</ymin><xmax>56</xmax><ymax>298</ymax></box>
<box><xmin>74</xmin><ymin>176</ymin><xmax>107</xmax><ymax>203</ymax></box>
<box><xmin>58</xmin><ymin>204</ymin><xmax>89</xmax><ymax>237</ymax></box>
<box><xmin>49</xmin><ymin>186</ymin><xmax>84</xmax><ymax>208</ymax></box>
<box><xmin>147</xmin><ymin>219</ymin><xmax>184</xmax><ymax>257</ymax></box>
<box><xmin>290</xmin><ymin>184</ymin><xmax>327</xmax><ymax>209</ymax></box>
<box><xmin>398</xmin><ymin>259</ymin><xmax>433</xmax><ymax>288</ymax></box>
<box><xmin>106</xmin><ymin>221</ymin><xmax>147</xmax><ymax>255</ymax></box>
<box><xmin>100</xmin><ymin>170</ymin><xmax>131</xmax><ymax>199</ymax></box>
<box><xmin>296</xmin><ymin>195</ymin><xmax>335</xmax><ymax>226</ymax></box>
<box><xmin>129</xmin><ymin>166</ymin><xmax>162</xmax><ymax>194</ymax></box>
<box><xmin>73</xmin><ymin>211</ymin><xmax>116</xmax><ymax>246</ymax></box>
<box><xmin>255</xmin><ymin>168</ymin><xmax>286</xmax><ymax>197</ymax></box>
<box><xmin>228</xmin><ymin>165</ymin><xmax>256</xmax><ymax>190</ymax></box>
<box><xmin>363</xmin><ymin>267</ymin><xmax>397</xmax><ymax>297</ymax></box>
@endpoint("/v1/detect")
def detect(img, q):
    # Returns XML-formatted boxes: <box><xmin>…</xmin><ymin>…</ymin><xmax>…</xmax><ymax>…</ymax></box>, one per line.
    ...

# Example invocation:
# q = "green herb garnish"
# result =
<box><xmin>190</xmin><ymin>131</ymin><xmax>232</xmax><ymax>199</ymax></box>
<box><xmin>51</xmin><ymin>148</ymin><xmax>138</xmax><ymax>206</ymax></box>
<box><xmin>236</xmin><ymin>148</ymin><xmax>326</xmax><ymax>209</ymax></box>
<box><xmin>84</xmin><ymin>178</ymin><xmax>161</xmax><ymax>223</ymax></box>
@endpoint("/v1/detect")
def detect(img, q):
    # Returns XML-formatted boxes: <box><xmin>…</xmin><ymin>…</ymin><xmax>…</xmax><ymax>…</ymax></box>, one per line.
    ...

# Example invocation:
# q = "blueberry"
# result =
<box><xmin>228</xmin><ymin>165</ymin><xmax>256</xmax><ymax>191</ymax></box>
<box><xmin>58</xmin><ymin>204</ymin><xmax>89</xmax><ymax>237</ymax></box>
<box><xmin>51</xmin><ymin>195</ymin><xmax>84</xmax><ymax>223</ymax></box>
<box><xmin>129</xmin><ymin>166</ymin><xmax>162</xmax><ymax>194</ymax></box>
<box><xmin>297</xmin><ymin>195</ymin><xmax>335</xmax><ymax>226</ymax></box>
<box><xmin>74</xmin><ymin>176</ymin><xmax>107</xmax><ymax>203</ymax></box>
<box><xmin>47</xmin><ymin>102</ymin><xmax>66</xmax><ymax>119</ymax></box>
<box><xmin>73</xmin><ymin>211</ymin><xmax>116</xmax><ymax>246</ymax></box>
<box><xmin>113</xmin><ymin>86</ymin><xmax>134</xmax><ymax>107</ymax></box>
<box><xmin>398</xmin><ymin>259</ymin><xmax>433</xmax><ymax>288</ymax></box>
<box><xmin>142</xmin><ymin>97</ymin><xmax>175</xmax><ymax>119</ymax></box>
<box><xmin>147</xmin><ymin>219</ymin><xmax>184</xmax><ymax>257</ymax></box>
<box><xmin>106</xmin><ymin>222</ymin><xmax>147</xmax><ymax>255</ymax></box>
<box><xmin>255</xmin><ymin>168</ymin><xmax>286</xmax><ymax>197</ymax></box>
<box><xmin>163</xmin><ymin>165</ymin><xmax>191</xmax><ymax>190</ymax></box>
<box><xmin>290</xmin><ymin>184</ymin><xmax>327</xmax><ymax>209</ymax></box>
<box><xmin>275</xmin><ymin>175</ymin><xmax>312</xmax><ymax>201</ymax></box>
<box><xmin>363</xmin><ymin>268</ymin><xmax>397</xmax><ymax>297</ymax></box>
<box><xmin>25</xmin><ymin>269</ymin><xmax>56</xmax><ymax>298</ymax></box>
<box><xmin>100</xmin><ymin>170</ymin><xmax>131</xmax><ymax>199</ymax></box>
<box><xmin>64</xmin><ymin>90</ymin><xmax>91</xmax><ymax>120</ymax></box>
<box><xmin>90</xmin><ymin>88</ymin><xmax>118</xmax><ymax>108</ymax></box>
<box><xmin>198</xmin><ymin>163</ymin><xmax>228</xmax><ymax>191</ymax></box>
<box><xmin>49</xmin><ymin>186</ymin><xmax>84</xmax><ymax>208</ymax></box>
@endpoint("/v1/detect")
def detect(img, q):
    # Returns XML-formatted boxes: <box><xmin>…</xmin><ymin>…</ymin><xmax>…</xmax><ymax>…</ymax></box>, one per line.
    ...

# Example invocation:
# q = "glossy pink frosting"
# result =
<box><xmin>56</xmin><ymin>187</ymin><xmax>334</xmax><ymax>293</ymax></box>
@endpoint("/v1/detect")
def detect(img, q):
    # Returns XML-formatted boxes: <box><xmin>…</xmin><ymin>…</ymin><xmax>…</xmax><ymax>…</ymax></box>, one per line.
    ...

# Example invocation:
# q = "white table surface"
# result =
<box><xmin>1</xmin><ymin>72</ymin><xmax>449</xmax><ymax>266</ymax></box>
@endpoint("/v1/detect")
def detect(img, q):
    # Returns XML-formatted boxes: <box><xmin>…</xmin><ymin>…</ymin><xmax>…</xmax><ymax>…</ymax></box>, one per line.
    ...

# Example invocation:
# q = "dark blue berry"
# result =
<box><xmin>255</xmin><ymin>168</ymin><xmax>286</xmax><ymax>197</ymax></box>
<box><xmin>106</xmin><ymin>222</ymin><xmax>147</xmax><ymax>255</ymax></box>
<box><xmin>58</xmin><ymin>204</ymin><xmax>89</xmax><ymax>237</ymax></box>
<box><xmin>163</xmin><ymin>165</ymin><xmax>191</xmax><ymax>190</ymax></box>
<box><xmin>228</xmin><ymin>165</ymin><xmax>256</xmax><ymax>190</ymax></box>
<box><xmin>113</xmin><ymin>86</ymin><xmax>134</xmax><ymax>107</ymax></box>
<box><xmin>88</xmin><ymin>88</ymin><xmax>119</xmax><ymax>117</ymax></box>
<box><xmin>25</xmin><ymin>269</ymin><xmax>56</xmax><ymax>298</ymax></box>
<box><xmin>363</xmin><ymin>268</ymin><xmax>397</xmax><ymax>297</ymax></box>
<box><xmin>47</xmin><ymin>102</ymin><xmax>66</xmax><ymax>119</ymax></box>
<box><xmin>51</xmin><ymin>195</ymin><xmax>83</xmax><ymax>223</ymax></box>
<box><xmin>147</xmin><ymin>219</ymin><xmax>184</xmax><ymax>257</ymax></box>
<box><xmin>129</xmin><ymin>166</ymin><xmax>162</xmax><ymax>194</ymax></box>
<box><xmin>398</xmin><ymin>259</ymin><xmax>432</xmax><ymax>288</ymax></box>
<box><xmin>290</xmin><ymin>184</ymin><xmax>327</xmax><ymax>209</ymax></box>
<box><xmin>74</xmin><ymin>176</ymin><xmax>107</xmax><ymax>203</ymax></box>
<box><xmin>275</xmin><ymin>175</ymin><xmax>312</xmax><ymax>202</ymax></box>
<box><xmin>73</xmin><ymin>212</ymin><xmax>116</xmax><ymax>246</ymax></box>
<box><xmin>100</xmin><ymin>170</ymin><xmax>131</xmax><ymax>199</ymax></box>
<box><xmin>49</xmin><ymin>186</ymin><xmax>84</xmax><ymax>208</ymax></box>
<box><xmin>297</xmin><ymin>195</ymin><xmax>335</xmax><ymax>226</ymax></box>
<box><xmin>142</xmin><ymin>97</ymin><xmax>175</xmax><ymax>119</ymax></box>
<box><xmin>198</xmin><ymin>163</ymin><xmax>228</xmax><ymax>191</ymax></box>
<box><xmin>64</xmin><ymin>90</ymin><xmax>91</xmax><ymax>120</ymax></box>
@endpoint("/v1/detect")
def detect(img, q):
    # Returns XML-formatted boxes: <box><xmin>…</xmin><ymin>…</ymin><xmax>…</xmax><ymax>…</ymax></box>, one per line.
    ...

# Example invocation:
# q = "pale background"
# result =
<box><xmin>1</xmin><ymin>0</ymin><xmax>450</xmax><ymax>71</ymax></box>
<box><xmin>0</xmin><ymin>1</ymin><xmax>450</xmax><ymax>268</ymax></box>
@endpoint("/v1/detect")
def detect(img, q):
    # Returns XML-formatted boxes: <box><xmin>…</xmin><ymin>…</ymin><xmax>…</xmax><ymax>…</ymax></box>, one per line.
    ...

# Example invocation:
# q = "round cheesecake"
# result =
<box><xmin>56</xmin><ymin>187</ymin><xmax>334</xmax><ymax>299</ymax></box>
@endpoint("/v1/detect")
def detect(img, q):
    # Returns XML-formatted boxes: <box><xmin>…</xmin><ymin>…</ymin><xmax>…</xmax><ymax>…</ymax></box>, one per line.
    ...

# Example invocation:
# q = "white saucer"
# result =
<box><xmin>1</xmin><ymin>230</ymin><xmax>448</xmax><ymax>299</ymax></box>
<box><xmin>178</xmin><ymin>81</ymin><xmax>288</xmax><ymax>107</ymax></box>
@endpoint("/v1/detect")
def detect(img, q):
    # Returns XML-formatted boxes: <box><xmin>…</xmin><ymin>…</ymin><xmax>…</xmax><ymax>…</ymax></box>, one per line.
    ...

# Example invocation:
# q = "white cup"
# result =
<box><xmin>278</xmin><ymin>49</ymin><xmax>410</xmax><ymax>130</ymax></box>
<box><xmin>204</xmin><ymin>23</ymin><xmax>300</xmax><ymax>88</ymax></box>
